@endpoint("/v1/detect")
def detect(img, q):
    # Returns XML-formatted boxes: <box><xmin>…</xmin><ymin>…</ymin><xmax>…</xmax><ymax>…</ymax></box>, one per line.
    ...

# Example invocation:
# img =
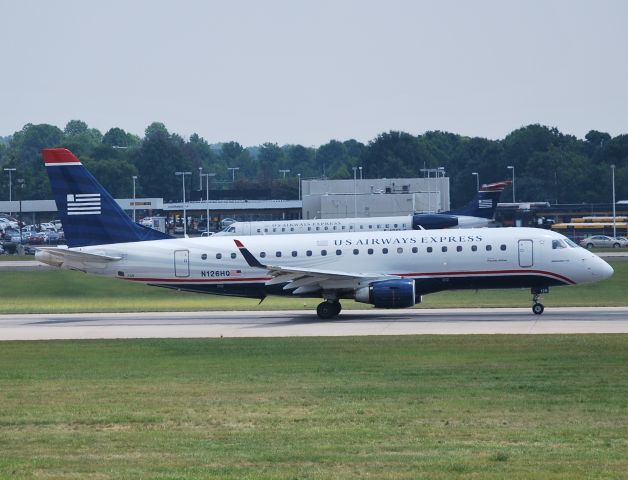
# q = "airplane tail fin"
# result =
<box><xmin>42</xmin><ymin>148</ymin><xmax>172</xmax><ymax>247</ymax></box>
<box><xmin>446</xmin><ymin>180</ymin><xmax>511</xmax><ymax>219</ymax></box>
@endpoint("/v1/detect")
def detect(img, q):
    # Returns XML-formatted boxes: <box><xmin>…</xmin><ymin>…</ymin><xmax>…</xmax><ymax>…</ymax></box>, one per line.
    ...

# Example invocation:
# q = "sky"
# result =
<box><xmin>2</xmin><ymin>0</ymin><xmax>627</xmax><ymax>146</ymax></box>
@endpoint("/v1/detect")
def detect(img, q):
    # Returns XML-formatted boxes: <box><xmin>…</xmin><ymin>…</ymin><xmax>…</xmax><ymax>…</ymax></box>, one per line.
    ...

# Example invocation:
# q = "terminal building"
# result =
<box><xmin>301</xmin><ymin>177</ymin><xmax>450</xmax><ymax>219</ymax></box>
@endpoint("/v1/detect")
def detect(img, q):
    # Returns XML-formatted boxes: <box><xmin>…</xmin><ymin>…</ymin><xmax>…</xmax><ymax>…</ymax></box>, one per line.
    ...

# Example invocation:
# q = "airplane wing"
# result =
<box><xmin>234</xmin><ymin>239</ymin><xmax>398</xmax><ymax>294</ymax></box>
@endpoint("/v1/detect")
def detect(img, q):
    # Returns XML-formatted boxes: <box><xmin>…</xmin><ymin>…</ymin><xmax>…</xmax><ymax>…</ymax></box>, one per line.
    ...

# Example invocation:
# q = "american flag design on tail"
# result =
<box><xmin>67</xmin><ymin>193</ymin><xmax>101</xmax><ymax>215</ymax></box>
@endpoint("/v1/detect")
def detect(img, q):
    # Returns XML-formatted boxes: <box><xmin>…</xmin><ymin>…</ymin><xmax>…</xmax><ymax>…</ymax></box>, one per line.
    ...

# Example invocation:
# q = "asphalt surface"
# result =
<box><xmin>1</xmin><ymin>307</ymin><xmax>628</xmax><ymax>340</ymax></box>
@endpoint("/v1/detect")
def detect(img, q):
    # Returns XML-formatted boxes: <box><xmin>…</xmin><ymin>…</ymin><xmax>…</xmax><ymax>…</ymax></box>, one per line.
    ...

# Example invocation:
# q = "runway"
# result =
<box><xmin>1</xmin><ymin>307</ymin><xmax>628</xmax><ymax>340</ymax></box>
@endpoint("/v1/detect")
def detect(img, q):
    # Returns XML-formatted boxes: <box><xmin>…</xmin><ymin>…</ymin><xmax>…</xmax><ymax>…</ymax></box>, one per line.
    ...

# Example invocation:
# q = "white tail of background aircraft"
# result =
<box><xmin>36</xmin><ymin>149</ymin><xmax>613</xmax><ymax>319</ymax></box>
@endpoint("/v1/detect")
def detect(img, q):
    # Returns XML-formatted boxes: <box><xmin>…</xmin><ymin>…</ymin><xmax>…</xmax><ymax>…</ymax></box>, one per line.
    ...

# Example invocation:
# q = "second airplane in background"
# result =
<box><xmin>214</xmin><ymin>181</ymin><xmax>511</xmax><ymax>236</ymax></box>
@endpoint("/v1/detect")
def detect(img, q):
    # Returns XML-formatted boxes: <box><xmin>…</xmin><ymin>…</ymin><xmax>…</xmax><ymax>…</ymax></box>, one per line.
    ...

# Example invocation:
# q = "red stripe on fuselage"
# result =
<box><xmin>397</xmin><ymin>269</ymin><xmax>575</xmax><ymax>285</ymax></box>
<box><xmin>120</xmin><ymin>269</ymin><xmax>574</xmax><ymax>285</ymax></box>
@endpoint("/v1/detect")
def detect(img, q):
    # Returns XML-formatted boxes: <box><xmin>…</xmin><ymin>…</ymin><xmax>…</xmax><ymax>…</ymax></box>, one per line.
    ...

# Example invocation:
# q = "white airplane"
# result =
<box><xmin>36</xmin><ymin>149</ymin><xmax>614</xmax><ymax>319</ymax></box>
<box><xmin>214</xmin><ymin>181</ymin><xmax>511</xmax><ymax>236</ymax></box>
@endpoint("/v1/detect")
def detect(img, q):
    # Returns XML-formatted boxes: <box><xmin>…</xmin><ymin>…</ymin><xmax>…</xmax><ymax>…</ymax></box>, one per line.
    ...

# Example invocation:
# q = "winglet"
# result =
<box><xmin>234</xmin><ymin>239</ymin><xmax>266</xmax><ymax>268</ymax></box>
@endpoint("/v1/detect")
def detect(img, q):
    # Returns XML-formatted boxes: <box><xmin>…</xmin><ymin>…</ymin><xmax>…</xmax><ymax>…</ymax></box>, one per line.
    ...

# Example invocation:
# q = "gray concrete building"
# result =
<box><xmin>301</xmin><ymin>177</ymin><xmax>450</xmax><ymax>219</ymax></box>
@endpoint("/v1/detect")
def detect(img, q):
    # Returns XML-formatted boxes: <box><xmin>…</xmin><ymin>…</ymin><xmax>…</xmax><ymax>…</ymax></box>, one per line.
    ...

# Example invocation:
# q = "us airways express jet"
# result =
<box><xmin>214</xmin><ymin>181</ymin><xmax>510</xmax><ymax>236</ymax></box>
<box><xmin>36</xmin><ymin>149</ymin><xmax>613</xmax><ymax>319</ymax></box>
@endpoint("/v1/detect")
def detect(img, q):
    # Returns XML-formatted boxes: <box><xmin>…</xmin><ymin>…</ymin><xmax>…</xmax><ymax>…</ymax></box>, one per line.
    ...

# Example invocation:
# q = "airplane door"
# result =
<box><xmin>518</xmin><ymin>240</ymin><xmax>533</xmax><ymax>268</ymax></box>
<box><xmin>174</xmin><ymin>250</ymin><xmax>190</xmax><ymax>277</ymax></box>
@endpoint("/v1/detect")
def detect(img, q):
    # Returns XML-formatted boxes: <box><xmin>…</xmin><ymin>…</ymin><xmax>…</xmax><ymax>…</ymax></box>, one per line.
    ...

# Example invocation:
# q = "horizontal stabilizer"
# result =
<box><xmin>36</xmin><ymin>247</ymin><xmax>121</xmax><ymax>267</ymax></box>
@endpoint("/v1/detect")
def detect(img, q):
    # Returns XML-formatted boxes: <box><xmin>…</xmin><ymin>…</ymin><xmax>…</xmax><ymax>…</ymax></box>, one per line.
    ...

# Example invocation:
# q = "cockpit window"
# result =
<box><xmin>552</xmin><ymin>239</ymin><xmax>568</xmax><ymax>249</ymax></box>
<box><xmin>227</xmin><ymin>226</ymin><xmax>236</xmax><ymax>232</ymax></box>
<box><xmin>565</xmin><ymin>239</ymin><xmax>578</xmax><ymax>248</ymax></box>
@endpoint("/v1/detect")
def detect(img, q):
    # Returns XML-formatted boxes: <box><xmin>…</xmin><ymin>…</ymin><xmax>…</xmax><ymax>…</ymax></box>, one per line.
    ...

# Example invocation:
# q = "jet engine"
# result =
<box><xmin>354</xmin><ymin>279</ymin><xmax>421</xmax><ymax>309</ymax></box>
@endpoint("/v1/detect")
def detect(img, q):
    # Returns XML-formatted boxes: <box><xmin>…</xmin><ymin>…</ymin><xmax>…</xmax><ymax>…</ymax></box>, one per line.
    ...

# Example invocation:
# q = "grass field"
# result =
<box><xmin>0</xmin><ymin>336</ymin><xmax>627</xmax><ymax>479</ymax></box>
<box><xmin>0</xmin><ymin>260</ymin><xmax>625</xmax><ymax>313</ymax></box>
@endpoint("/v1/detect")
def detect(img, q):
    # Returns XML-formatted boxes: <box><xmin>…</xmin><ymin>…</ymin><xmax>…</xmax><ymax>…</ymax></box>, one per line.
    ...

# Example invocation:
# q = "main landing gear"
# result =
<box><xmin>316</xmin><ymin>300</ymin><xmax>342</xmax><ymax>320</ymax></box>
<box><xmin>531</xmin><ymin>287</ymin><xmax>549</xmax><ymax>315</ymax></box>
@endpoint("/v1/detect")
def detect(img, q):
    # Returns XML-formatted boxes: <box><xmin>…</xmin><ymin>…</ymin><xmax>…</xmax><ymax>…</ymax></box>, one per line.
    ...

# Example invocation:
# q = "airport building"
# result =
<box><xmin>301</xmin><ymin>177</ymin><xmax>450</xmax><ymax>219</ymax></box>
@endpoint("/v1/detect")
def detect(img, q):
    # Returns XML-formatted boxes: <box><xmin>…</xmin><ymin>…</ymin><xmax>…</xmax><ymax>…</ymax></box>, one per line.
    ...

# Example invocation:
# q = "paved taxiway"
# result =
<box><xmin>1</xmin><ymin>307</ymin><xmax>627</xmax><ymax>340</ymax></box>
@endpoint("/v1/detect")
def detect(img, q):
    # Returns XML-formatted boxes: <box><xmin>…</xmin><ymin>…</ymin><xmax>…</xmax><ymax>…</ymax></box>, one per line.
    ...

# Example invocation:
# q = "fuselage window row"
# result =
<box><xmin>244</xmin><ymin>243</ymin><xmax>505</xmax><ymax>262</ymax></box>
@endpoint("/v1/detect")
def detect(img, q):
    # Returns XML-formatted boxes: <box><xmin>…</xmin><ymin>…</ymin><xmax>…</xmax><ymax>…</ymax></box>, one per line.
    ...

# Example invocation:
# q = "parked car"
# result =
<box><xmin>579</xmin><ymin>235</ymin><xmax>626</xmax><ymax>249</ymax></box>
<box><xmin>613</xmin><ymin>237</ymin><xmax>628</xmax><ymax>247</ymax></box>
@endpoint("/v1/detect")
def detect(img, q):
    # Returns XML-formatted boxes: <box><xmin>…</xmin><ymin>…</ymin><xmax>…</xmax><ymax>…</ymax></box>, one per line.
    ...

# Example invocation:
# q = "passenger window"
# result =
<box><xmin>427</xmin><ymin>247</ymin><xmax>433</xmax><ymax>253</ymax></box>
<box><xmin>412</xmin><ymin>247</ymin><xmax>418</xmax><ymax>253</ymax></box>
<box><xmin>281</xmin><ymin>228</ymin><xmax>285</xmax><ymax>232</ymax></box>
<box><xmin>349</xmin><ymin>225</ymin><xmax>354</xmax><ymax>230</ymax></box>
<box><xmin>273</xmin><ymin>228</ymin><xmax>276</xmax><ymax>232</ymax></box>
<box><xmin>324</xmin><ymin>227</ymin><xmax>328</xmax><ymax>231</ymax></box>
<box><xmin>442</xmin><ymin>246</ymin><xmax>447</xmax><ymax>252</ymax></box>
<box><xmin>341</xmin><ymin>226</ymin><xmax>346</xmax><ymax>230</ymax></box>
<box><xmin>276</xmin><ymin>251</ymin><xmax>282</xmax><ymax>257</ymax></box>
<box><xmin>353</xmin><ymin>249</ymin><xmax>359</xmax><ymax>255</ymax></box>
<box><xmin>368</xmin><ymin>248</ymin><xmax>374</xmax><ymax>255</ymax></box>
<box><xmin>382</xmin><ymin>248</ymin><xmax>388</xmax><ymax>254</ymax></box>
<box><xmin>308</xmin><ymin>227</ymin><xmax>311</xmax><ymax>231</ymax></box>
<box><xmin>306</xmin><ymin>250</ymin><xmax>312</xmax><ymax>257</ymax></box>
<box><xmin>336</xmin><ymin>249</ymin><xmax>342</xmax><ymax>255</ymax></box>
<box><xmin>471</xmin><ymin>245</ymin><xmax>477</xmax><ymax>252</ymax></box>
<box><xmin>201</xmin><ymin>254</ymin><xmax>207</xmax><ymax>260</ymax></box>
<box><xmin>500</xmin><ymin>244</ymin><xmax>507</xmax><ymax>251</ymax></box>
<box><xmin>316</xmin><ymin>227</ymin><xmax>320</xmax><ymax>231</ymax></box>
<box><xmin>333</xmin><ymin>226</ymin><xmax>337</xmax><ymax>230</ymax></box>
<box><xmin>486</xmin><ymin>245</ymin><xmax>492</xmax><ymax>251</ymax></box>
<box><xmin>292</xmin><ymin>251</ymin><xmax>297</xmax><ymax>257</ymax></box>
<box><xmin>394</xmin><ymin>224</ymin><xmax>398</xmax><ymax>228</ymax></box>
<box><xmin>216</xmin><ymin>253</ymin><xmax>222</xmax><ymax>259</ymax></box>
<box><xmin>321</xmin><ymin>250</ymin><xmax>327</xmax><ymax>256</ymax></box>
<box><xmin>230</xmin><ymin>253</ymin><xmax>236</xmax><ymax>259</ymax></box>
<box><xmin>456</xmin><ymin>246</ymin><xmax>462</xmax><ymax>252</ymax></box>
<box><xmin>264</xmin><ymin>228</ymin><xmax>268</xmax><ymax>233</ymax></box>
<box><xmin>256</xmin><ymin>229</ymin><xmax>261</xmax><ymax>233</ymax></box>
<box><xmin>360</xmin><ymin>225</ymin><xmax>364</xmax><ymax>229</ymax></box>
<box><xmin>397</xmin><ymin>247</ymin><xmax>403</xmax><ymax>254</ymax></box>
<box><xmin>290</xmin><ymin>228</ymin><xmax>294</xmax><ymax>232</ymax></box>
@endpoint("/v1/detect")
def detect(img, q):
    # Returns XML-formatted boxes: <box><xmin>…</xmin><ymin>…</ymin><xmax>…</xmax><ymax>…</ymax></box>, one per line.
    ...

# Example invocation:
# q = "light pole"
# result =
<box><xmin>228</xmin><ymin>167</ymin><xmax>239</xmax><ymax>183</ymax></box>
<box><xmin>472</xmin><ymin>172</ymin><xmax>479</xmax><ymax>191</ymax></box>
<box><xmin>4</xmin><ymin>168</ymin><xmax>15</xmax><ymax>215</ymax></box>
<box><xmin>200</xmin><ymin>172</ymin><xmax>215</xmax><ymax>235</ymax></box>
<box><xmin>175</xmin><ymin>171</ymin><xmax>192</xmax><ymax>235</ymax></box>
<box><xmin>279</xmin><ymin>169</ymin><xmax>290</xmax><ymax>179</ymax></box>
<box><xmin>198</xmin><ymin>167</ymin><xmax>203</xmax><ymax>190</ymax></box>
<box><xmin>507</xmin><ymin>165</ymin><xmax>515</xmax><ymax>202</ymax></box>
<box><xmin>297</xmin><ymin>173</ymin><xmax>301</xmax><ymax>201</ymax></box>
<box><xmin>17</xmin><ymin>178</ymin><xmax>24</xmax><ymax>248</ymax></box>
<box><xmin>611</xmin><ymin>164</ymin><xmax>616</xmax><ymax>238</ymax></box>
<box><xmin>132</xmin><ymin>175</ymin><xmax>138</xmax><ymax>222</ymax></box>
<box><xmin>353</xmin><ymin>166</ymin><xmax>358</xmax><ymax>218</ymax></box>
<box><xmin>359</xmin><ymin>166</ymin><xmax>363</xmax><ymax>180</ymax></box>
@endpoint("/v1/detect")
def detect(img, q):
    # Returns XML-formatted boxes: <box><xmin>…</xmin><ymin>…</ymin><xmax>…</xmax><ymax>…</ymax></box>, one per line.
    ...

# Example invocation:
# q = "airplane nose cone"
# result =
<box><xmin>593</xmin><ymin>257</ymin><xmax>614</xmax><ymax>280</ymax></box>
<box><xmin>600</xmin><ymin>260</ymin><xmax>614</xmax><ymax>280</ymax></box>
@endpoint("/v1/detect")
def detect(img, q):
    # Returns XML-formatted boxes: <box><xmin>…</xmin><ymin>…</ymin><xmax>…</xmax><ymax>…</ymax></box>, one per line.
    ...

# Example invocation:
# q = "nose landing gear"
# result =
<box><xmin>531</xmin><ymin>287</ymin><xmax>549</xmax><ymax>315</ymax></box>
<box><xmin>316</xmin><ymin>300</ymin><xmax>342</xmax><ymax>319</ymax></box>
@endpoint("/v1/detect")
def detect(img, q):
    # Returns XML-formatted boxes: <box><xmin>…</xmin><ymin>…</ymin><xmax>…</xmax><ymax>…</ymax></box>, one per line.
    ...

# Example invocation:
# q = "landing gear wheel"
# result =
<box><xmin>532</xmin><ymin>303</ymin><xmax>544</xmax><ymax>315</ymax></box>
<box><xmin>316</xmin><ymin>301</ymin><xmax>341</xmax><ymax>319</ymax></box>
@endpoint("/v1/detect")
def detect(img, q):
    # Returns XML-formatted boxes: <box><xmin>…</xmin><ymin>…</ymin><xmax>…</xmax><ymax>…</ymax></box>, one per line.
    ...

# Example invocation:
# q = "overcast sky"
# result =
<box><xmin>2</xmin><ymin>0</ymin><xmax>627</xmax><ymax>146</ymax></box>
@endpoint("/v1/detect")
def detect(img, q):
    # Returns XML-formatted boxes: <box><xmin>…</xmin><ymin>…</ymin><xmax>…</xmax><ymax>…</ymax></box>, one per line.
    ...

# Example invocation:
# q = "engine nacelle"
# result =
<box><xmin>355</xmin><ymin>279</ymin><xmax>420</xmax><ymax>309</ymax></box>
<box><xmin>412</xmin><ymin>213</ymin><xmax>459</xmax><ymax>230</ymax></box>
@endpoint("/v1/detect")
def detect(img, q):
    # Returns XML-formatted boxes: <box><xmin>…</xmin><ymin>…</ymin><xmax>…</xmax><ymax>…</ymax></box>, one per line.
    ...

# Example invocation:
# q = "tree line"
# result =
<box><xmin>1</xmin><ymin>120</ymin><xmax>626</xmax><ymax>208</ymax></box>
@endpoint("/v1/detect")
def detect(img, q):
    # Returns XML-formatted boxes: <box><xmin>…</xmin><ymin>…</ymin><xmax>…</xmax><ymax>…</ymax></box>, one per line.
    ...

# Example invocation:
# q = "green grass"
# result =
<box><xmin>0</xmin><ymin>260</ymin><xmax>626</xmax><ymax>313</ymax></box>
<box><xmin>0</xmin><ymin>336</ymin><xmax>627</xmax><ymax>479</ymax></box>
